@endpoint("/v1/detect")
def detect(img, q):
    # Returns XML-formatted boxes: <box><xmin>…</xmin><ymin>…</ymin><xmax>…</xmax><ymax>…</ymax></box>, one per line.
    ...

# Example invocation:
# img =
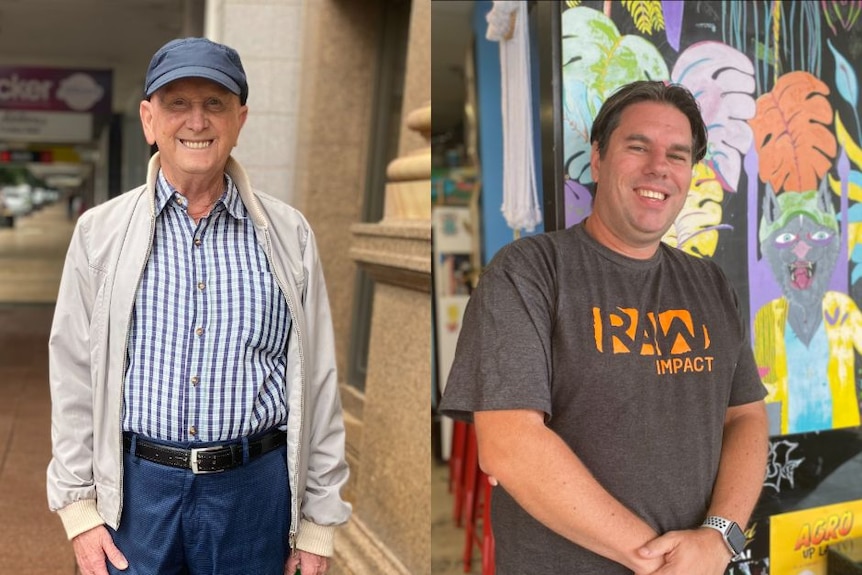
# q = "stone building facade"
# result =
<box><xmin>206</xmin><ymin>1</ymin><xmax>431</xmax><ymax>572</ymax></box>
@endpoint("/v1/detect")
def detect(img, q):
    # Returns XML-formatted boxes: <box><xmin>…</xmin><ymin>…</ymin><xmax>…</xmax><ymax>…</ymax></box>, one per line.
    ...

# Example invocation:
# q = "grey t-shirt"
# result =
<box><xmin>439</xmin><ymin>223</ymin><xmax>766</xmax><ymax>574</ymax></box>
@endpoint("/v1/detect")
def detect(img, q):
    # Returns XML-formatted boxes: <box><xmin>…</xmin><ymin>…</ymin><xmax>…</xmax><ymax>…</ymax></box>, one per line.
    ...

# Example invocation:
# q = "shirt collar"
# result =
<box><xmin>153</xmin><ymin>169</ymin><xmax>247</xmax><ymax>220</ymax></box>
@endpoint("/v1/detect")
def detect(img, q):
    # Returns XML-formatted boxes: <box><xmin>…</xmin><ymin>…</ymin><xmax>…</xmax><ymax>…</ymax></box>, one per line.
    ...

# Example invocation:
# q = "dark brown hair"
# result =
<box><xmin>590</xmin><ymin>80</ymin><xmax>708</xmax><ymax>165</ymax></box>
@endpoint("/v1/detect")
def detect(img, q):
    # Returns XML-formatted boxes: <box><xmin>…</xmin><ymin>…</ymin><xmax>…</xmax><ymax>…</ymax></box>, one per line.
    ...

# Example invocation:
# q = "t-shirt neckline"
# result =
<box><xmin>572</xmin><ymin>221</ymin><xmax>664</xmax><ymax>271</ymax></box>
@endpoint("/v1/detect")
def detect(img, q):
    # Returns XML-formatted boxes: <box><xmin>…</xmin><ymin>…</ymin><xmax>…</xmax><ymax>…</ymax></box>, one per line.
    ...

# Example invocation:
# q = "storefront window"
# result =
<box><xmin>347</xmin><ymin>0</ymin><xmax>411</xmax><ymax>392</ymax></box>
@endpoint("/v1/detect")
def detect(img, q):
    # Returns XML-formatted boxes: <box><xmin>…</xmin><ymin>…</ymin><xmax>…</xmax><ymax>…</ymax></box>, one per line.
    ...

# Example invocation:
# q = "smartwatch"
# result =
<box><xmin>702</xmin><ymin>516</ymin><xmax>746</xmax><ymax>558</ymax></box>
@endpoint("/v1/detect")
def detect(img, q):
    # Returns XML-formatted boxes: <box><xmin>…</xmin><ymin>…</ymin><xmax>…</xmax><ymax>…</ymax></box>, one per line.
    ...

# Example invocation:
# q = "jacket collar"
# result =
<box><xmin>145</xmin><ymin>152</ymin><xmax>268</xmax><ymax>229</ymax></box>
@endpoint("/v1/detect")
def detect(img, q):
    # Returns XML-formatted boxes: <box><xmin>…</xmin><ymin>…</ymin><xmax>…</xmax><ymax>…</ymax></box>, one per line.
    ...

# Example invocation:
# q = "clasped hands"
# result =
<box><xmin>482</xmin><ymin>476</ymin><xmax>732</xmax><ymax>575</ymax></box>
<box><xmin>633</xmin><ymin>527</ymin><xmax>734</xmax><ymax>575</ymax></box>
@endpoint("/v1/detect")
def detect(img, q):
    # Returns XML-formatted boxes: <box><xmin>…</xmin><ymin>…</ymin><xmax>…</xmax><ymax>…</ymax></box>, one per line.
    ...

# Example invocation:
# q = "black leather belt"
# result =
<box><xmin>124</xmin><ymin>430</ymin><xmax>286</xmax><ymax>474</ymax></box>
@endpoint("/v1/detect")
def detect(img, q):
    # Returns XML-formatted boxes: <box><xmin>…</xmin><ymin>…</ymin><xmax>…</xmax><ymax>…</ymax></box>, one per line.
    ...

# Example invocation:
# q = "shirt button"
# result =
<box><xmin>189</xmin><ymin>426</ymin><xmax>197</xmax><ymax>436</ymax></box>
<box><xmin>197</xmin><ymin>281</ymin><xmax>205</xmax><ymax>290</ymax></box>
<box><xmin>195</xmin><ymin>327</ymin><xmax>204</xmax><ymax>336</ymax></box>
<box><xmin>194</xmin><ymin>238</ymin><xmax>202</xmax><ymax>246</ymax></box>
<box><xmin>191</xmin><ymin>376</ymin><xmax>199</xmax><ymax>386</ymax></box>
<box><xmin>175</xmin><ymin>197</ymin><xmax>182</xmax><ymax>204</ymax></box>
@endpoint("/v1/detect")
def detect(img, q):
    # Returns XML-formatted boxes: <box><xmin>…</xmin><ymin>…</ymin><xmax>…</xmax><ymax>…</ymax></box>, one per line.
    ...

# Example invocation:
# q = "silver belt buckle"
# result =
<box><xmin>189</xmin><ymin>445</ymin><xmax>225</xmax><ymax>474</ymax></box>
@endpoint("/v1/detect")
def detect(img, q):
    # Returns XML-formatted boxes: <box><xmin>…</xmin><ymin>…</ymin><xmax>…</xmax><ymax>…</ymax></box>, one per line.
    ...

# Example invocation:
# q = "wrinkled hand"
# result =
<box><xmin>636</xmin><ymin>528</ymin><xmax>732</xmax><ymax>575</ymax></box>
<box><xmin>72</xmin><ymin>525</ymin><xmax>129</xmax><ymax>575</ymax></box>
<box><xmin>285</xmin><ymin>549</ymin><xmax>330</xmax><ymax>575</ymax></box>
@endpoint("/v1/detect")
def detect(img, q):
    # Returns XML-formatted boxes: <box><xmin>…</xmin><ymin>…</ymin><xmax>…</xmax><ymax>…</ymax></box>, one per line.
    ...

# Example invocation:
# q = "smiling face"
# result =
<box><xmin>587</xmin><ymin>101</ymin><xmax>695</xmax><ymax>258</ymax></box>
<box><xmin>140</xmin><ymin>77</ymin><xmax>248</xmax><ymax>188</ymax></box>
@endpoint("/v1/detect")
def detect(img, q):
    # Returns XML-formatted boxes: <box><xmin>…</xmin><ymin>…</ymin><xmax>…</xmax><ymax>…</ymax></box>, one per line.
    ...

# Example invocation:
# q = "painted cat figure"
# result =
<box><xmin>754</xmin><ymin>180</ymin><xmax>862</xmax><ymax>435</ymax></box>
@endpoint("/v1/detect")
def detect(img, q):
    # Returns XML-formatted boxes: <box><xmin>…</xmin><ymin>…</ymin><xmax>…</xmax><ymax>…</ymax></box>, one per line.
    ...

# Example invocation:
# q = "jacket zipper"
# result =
<box><xmin>117</xmin><ymin>193</ymin><xmax>157</xmax><ymax>525</ymax></box>
<box><xmin>263</xmin><ymin>227</ymin><xmax>304</xmax><ymax>551</ymax></box>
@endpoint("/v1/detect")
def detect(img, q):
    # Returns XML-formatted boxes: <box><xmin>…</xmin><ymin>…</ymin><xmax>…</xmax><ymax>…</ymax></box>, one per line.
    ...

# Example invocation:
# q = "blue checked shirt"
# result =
<box><xmin>123</xmin><ymin>171</ymin><xmax>291</xmax><ymax>442</ymax></box>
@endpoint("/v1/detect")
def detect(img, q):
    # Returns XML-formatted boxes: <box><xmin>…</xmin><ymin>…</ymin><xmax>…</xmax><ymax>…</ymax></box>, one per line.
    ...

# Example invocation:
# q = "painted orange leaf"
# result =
<box><xmin>748</xmin><ymin>71</ymin><xmax>837</xmax><ymax>193</ymax></box>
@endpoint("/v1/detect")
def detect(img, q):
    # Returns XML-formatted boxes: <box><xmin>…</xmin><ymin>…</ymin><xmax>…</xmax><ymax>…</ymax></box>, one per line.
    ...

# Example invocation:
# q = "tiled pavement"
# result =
<box><xmin>431</xmin><ymin>458</ymin><xmax>480</xmax><ymax>574</ymax></box>
<box><xmin>0</xmin><ymin>304</ymin><xmax>76</xmax><ymax>574</ymax></box>
<box><xmin>0</xmin><ymin>202</ymin><xmax>77</xmax><ymax>574</ymax></box>
<box><xmin>0</xmin><ymin>202</ymin><xmax>74</xmax><ymax>304</ymax></box>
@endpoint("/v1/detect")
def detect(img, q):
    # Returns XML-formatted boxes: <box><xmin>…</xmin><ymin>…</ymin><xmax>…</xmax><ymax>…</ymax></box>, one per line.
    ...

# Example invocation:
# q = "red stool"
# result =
<box><xmin>449</xmin><ymin>420</ymin><xmax>468</xmax><ymax>525</ymax></box>
<box><xmin>462</xmin><ymin>424</ymin><xmax>495</xmax><ymax>574</ymax></box>
<box><xmin>480</xmin><ymin>474</ymin><xmax>495</xmax><ymax>574</ymax></box>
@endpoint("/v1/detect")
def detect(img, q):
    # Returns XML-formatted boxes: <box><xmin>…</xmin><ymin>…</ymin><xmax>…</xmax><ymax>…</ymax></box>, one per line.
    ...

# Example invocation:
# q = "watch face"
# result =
<box><xmin>727</xmin><ymin>522</ymin><xmax>747</xmax><ymax>555</ymax></box>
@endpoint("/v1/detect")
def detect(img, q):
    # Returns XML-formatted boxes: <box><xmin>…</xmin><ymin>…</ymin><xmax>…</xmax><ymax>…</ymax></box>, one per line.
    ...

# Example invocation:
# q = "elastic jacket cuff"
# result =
<box><xmin>56</xmin><ymin>499</ymin><xmax>105</xmax><ymax>540</ymax></box>
<box><xmin>296</xmin><ymin>519</ymin><xmax>336</xmax><ymax>556</ymax></box>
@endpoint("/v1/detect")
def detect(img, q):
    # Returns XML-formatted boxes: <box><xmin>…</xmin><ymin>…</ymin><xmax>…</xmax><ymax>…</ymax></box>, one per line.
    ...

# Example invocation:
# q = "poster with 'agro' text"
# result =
<box><xmin>770</xmin><ymin>499</ymin><xmax>862</xmax><ymax>575</ymax></box>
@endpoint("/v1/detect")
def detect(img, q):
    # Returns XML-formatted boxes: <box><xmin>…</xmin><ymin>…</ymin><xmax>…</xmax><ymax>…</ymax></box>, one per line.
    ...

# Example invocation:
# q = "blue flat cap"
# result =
<box><xmin>144</xmin><ymin>37</ymin><xmax>248</xmax><ymax>104</ymax></box>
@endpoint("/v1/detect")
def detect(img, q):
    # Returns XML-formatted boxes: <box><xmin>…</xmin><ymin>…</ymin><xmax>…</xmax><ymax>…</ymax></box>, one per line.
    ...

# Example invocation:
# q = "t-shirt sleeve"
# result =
<box><xmin>438</xmin><ymin>243</ymin><xmax>555</xmax><ymax>421</ymax></box>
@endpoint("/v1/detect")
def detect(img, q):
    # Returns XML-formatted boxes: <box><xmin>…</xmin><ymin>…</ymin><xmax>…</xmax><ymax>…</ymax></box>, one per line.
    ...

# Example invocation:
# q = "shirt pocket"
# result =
<box><xmin>235</xmin><ymin>269</ymin><xmax>289</xmax><ymax>353</ymax></box>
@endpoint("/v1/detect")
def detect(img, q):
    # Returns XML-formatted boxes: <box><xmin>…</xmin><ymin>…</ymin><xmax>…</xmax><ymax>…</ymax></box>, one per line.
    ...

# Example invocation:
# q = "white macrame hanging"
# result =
<box><xmin>486</xmin><ymin>0</ymin><xmax>542</xmax><ymax>234</ymax></box>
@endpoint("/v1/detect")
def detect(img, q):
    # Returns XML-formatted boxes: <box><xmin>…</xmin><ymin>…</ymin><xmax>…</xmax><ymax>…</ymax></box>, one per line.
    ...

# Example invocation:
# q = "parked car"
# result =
<box><xmin>31</xmin><ymin>186</ymin><xmax>59</xmax><ymax>209</ymax></box>
<box><xmin>0</xmin><ymin>188</ymin><xmax>13</xmax><ymax>227</ymax></box>
<box><xmin>1</xmin><ymin>184</ymin><xmax>33</xmax><ymax>218</ymax></box>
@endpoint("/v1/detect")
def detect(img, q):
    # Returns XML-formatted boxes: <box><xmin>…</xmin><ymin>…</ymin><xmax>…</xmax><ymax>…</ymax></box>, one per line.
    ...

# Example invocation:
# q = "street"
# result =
<box><xmin>0</xmin><ymin>201</ymin><xmax>77</xmax><ymax>574</ymax></box>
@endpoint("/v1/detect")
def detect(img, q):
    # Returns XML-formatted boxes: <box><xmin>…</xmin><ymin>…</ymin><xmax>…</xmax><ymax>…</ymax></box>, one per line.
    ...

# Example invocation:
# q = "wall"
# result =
<box><xmin>206</xmin><ymin>0</ymin><xmax>305</xmax><ymax>207</ymax></box>
<box><xmin>204</xmin><ymin>2</ymin><xmax>429</xmax><ymax>572</ymax></box>
<box><xmin>206</xmin><ymin>1</ymin><xmax>366</xmax><ymax>490</ymax></box>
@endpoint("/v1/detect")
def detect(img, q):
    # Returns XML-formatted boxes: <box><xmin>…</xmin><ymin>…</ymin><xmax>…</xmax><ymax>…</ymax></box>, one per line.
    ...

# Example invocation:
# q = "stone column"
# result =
<box><xmin>337</xmin><ymin>0</ymin><xmax>431</xmax><ymax>560</ymax></box>
<box><xmin>206</xmin><ymin>0</ymin><xmax>305</xmax><ymax>206</ymax></box>
<box><xmin>338</xmin><ymin>102</ymin><xmax>430</xmax><ymax>574</ymax></box>
<box><xmin>331</xmin><ymin>0</ymin><xmax>430</xmax><ymax>570</ymax></box>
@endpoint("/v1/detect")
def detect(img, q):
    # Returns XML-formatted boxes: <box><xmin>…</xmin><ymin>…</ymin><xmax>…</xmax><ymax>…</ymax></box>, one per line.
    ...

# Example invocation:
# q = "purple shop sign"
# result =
<box><xmin>0</xmin><ymin>67</ymin><xmax>112</xmax><ymax>114</ymax></box>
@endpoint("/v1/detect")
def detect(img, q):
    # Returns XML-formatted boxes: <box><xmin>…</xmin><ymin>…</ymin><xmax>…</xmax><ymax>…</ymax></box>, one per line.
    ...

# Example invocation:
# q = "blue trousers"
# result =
<box><xmin>108</xmin><ymin>435</ymin><xmax>290</xmax><ymax>575</ymax></box>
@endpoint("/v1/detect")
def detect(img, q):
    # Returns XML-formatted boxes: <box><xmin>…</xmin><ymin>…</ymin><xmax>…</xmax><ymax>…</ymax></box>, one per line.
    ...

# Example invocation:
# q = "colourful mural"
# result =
<box><xmin>561</xmin><ymin>0</ymin><xmax>862</xmax><ymax>436</ymax></box>
<box><xmin>559</xmin><ymin>2</ymin><xmax>862</xmax><ymax>572</ymax></box>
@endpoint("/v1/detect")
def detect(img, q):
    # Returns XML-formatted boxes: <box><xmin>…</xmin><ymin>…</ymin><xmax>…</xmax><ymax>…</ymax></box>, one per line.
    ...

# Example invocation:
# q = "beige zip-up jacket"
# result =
<box><xmin>47</xmin><ymin>153</ymin><xmax>351</xmax><ymax>556</ymax></box>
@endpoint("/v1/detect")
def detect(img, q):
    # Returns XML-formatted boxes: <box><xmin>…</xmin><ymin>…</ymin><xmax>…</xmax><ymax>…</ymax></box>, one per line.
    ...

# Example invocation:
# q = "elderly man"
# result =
<box><xmin>47</xmin><ymin>37</ymin><xmax>350</xmax><ymax>575</ymax></box>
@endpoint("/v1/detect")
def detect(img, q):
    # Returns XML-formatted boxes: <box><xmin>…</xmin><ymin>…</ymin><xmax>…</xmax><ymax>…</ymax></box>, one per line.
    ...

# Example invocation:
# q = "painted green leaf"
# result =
<box><xmin>561</xmin><ymin>6</ymin><xmax>669</xmax><ymax>183</ymax></box>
